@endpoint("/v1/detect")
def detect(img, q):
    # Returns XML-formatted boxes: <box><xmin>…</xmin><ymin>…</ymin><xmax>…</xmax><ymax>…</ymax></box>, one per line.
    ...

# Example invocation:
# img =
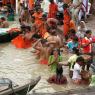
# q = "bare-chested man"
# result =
<box><xmin>33</xmin><ymin>39</ymin><xmax>51</xmax><ymax>64</ymax></box>
<box><xmin>46</xmin><ymin>28</ymin><xmax>63</xmax><ymax>49</ymax></box>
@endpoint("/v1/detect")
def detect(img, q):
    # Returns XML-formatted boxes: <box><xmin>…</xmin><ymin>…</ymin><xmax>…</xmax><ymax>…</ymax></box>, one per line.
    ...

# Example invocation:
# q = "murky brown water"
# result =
<box><xmin>0</xmin><ymin>43</ymin><xmax>88</xmax><ymax>94</ymax></box>
<box><xmin>0</xmin><ymin>15</ymin><xmax>95</xmax><ymax>94</ymax></box>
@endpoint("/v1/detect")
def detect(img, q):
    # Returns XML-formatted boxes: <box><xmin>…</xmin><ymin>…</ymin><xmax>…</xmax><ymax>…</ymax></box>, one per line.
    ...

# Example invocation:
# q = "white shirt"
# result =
<box><xmin>72</xmin><ymin>63</ymin><xmax>81</xmax><ymax>80</ymax></box>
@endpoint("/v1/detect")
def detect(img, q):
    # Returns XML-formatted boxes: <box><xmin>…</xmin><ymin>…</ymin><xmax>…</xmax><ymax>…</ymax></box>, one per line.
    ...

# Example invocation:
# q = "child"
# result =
<box><xmin>47</xmin><ymin>63</ymin><xmax>67</xmax><ymax>84</ymax></box>
<box><xmin>63</xmin><ymin>47</ymin><xmax>80</xmax><ymax>78</ymax></box>
<box><xmin>66</xmin><ymin>36</ymin><xmax>79</xmax><ymax>52</ymax></box>
<box><xmin>48</xmin><ymin>48</ymin><xmax>62</xmax><ymax>72</ymax></box>
<box><xmin>72</xmin><ymin>56</ymin><xmax>84</xmax><ymax>85</ymax></box>
<box><xmin>81</xmin><ymin>30</ymin><xmax>95</xmax><ymax>71</ymax></box>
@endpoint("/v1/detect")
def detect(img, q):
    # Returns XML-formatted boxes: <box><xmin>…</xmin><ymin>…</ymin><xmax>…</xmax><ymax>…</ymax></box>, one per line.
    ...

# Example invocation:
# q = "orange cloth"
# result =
<box><xmin>28</xmin><ymin>0</ymin><xmax>34</xmax><ymax>10</ymax></box>
<box><xmin>2</xmin><ymin>0</ymin><xmax>7</xmax><ymax>5</ymax></box>
<box><xmin>81</xmin><ymin>37</ymin><xmax>92</xmax><ymax>53</ymax></box>
<box><xmin>10</xmin><ymin>0</ymin><xmax>15</xmax><ymax>5</ymax></box>
<box><xmin>40</xmin><ymin>59</ymin><xmax>48</xmax><ymax>64</ymax></box>
<box><xmin>70</xmin><ymin>20</ymin><xmax>76</xmax><ymax>31</ymax></box>
<box><xmin>32</xmin><ymin>12</ymin><xmax>43</xmax><ymax>26</ymax></box>
<box><xmin>11</xmin><ymin>35</ymin><xmax>32</xmax><ymax>49</ymax></box>
<box><xmin>48</xmin><ymin>3</ymin><xmax>58</xmax><ymax>18</ymax></box>
<box><xmin>63</xmin><ymin>9</ymin><xmax>71</xmax><ymax>36</ymax></box>
<box><xmin>38</xmin><ymin>22</ymin><xmax>47</xmax><ymax>38</ymax></box>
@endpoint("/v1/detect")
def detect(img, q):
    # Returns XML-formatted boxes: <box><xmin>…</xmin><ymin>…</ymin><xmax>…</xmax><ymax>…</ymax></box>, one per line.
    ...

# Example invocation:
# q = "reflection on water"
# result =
<box><xmin>0</xmin><ymin>43</ymin><xmax>89</xmax><ymax>94</ymax></box>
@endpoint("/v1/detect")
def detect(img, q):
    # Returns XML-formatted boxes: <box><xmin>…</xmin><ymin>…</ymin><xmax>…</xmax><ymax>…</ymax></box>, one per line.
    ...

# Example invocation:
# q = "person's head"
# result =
<box><xmin>25</xmin><ymin>26</ymin><xmax>31</xmax><ymax>32</ymax></box>
<box><xmin>49</xmin><ymin>0</ymin><xmax>54</xmax><ymax>3</ymax></box>
<box><xmin>79</xmin><ymin>21</ymin><xmax>86</xmax><ymax>28</ymax></box>
<box><xmin>47</xmin><ymin>18</ymin><xmax>58</xmax><ymax>28</ymax></box>
<box><xmin>76</xmin><ymin>56</ymin><xmax>84</xmax><ymax>66</ymax></box>
<box><xmin>49</xmin><ymin>28</ymin><xmax>56</xmax><ymax>35</ymax></box>
<box><xmin>41</xmin><ymin>14</ymin><xmax>47</xmax><ymax>21</ymax></box>
<box><xmin>29</xmin><ymin>9</ymin><xmax>34</xmax><ymax>15</ymax></box>
<box><xmin>69</xmin><ymin>29</ymin><xmax>76</xmax><ymax>36</ymax></box>
<box><xmin>72</xmin><ymin>36</ymin><xmax>78</xmax><ymax>43</ymax></box>
<box><xmin>0</xmin><ymin>17</ymin><xmax>6</xmax><ymax>22</ymax></box>
<box><xmin>31</xmin><ymin>16</ymin><xmax>35</xmax><ymax>23</ymax></box>
<box><xmin>85</xmin><ymin>30</ymin><xmax>92</xmax><ymax>38</ymax></box>
<box><xmin>36</xmin><ymin>7</ymin><xmax>41</xmax><ymax>13</ymax></box>
<box><xmin>63</xmin><ymin>3</ymin><xmax>69</xmax><ymax>9</ymax></box>
<box><xmin>51</xmin><ymin>48</ymin><xmax>60</xmax><ymax>56</ymax></box>
<box><xmin>41</xmin><ymin>39</ymin><xmax>48</xmax><ymax>47</ymax></box>
<box><xmin>72</xmin><ymin>47</ymin><xmax>80</xmax><ymax>55</ymax></box>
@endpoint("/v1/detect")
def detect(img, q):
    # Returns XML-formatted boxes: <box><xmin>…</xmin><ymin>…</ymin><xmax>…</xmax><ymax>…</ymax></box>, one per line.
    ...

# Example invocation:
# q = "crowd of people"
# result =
<box><xmin>0</xmin><ymin>0</ymin><xmax>95</xmax><ymax>85</ymax></box>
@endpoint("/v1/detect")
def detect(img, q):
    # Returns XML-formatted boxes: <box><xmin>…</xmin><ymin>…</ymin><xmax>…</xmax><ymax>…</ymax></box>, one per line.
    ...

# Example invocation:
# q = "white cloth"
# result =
<box><xmin>57</xmin><ymin>2</ymin><xmax>64</xmax><ymax>12</ymax></box>
<box><xmin>72</xmin><ymin>63</ymin><xmax>81</xmax><ymax>80</ymax></box>
<box><xmin>41</xmin><ymin>0</ymin><xmax>50</xmax><ymax>13</ymax></box>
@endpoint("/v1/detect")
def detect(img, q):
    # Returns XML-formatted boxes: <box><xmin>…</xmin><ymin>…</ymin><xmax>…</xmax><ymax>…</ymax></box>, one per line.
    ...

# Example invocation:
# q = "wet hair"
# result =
<box><xmin>85</xmin><ymin>30</ymin><xmax>92</xmax><ymax>34</ymax></box>
<box><xmin>40</xmin><ymin>39</ymin><xmax>47</xmax><ymax>44</ymax></box>
<box><xmin>69</xmin><ymin>29</ymin><xmax>76</xmax><ymax>34</ymax></box>
<box><xmin>25</xmin><ymin>26</ymin><xmax>31</xmax><ymax>31</ymax></box>
<box><xmin>51</xmin><ymin>48</ymin><xmax>61</xmax><ymax>55</ymax></box>
<box><xmin>42</xmin><ymin>14</ymin><xmax>47</xmax><ymax>18</ymax></box>
<box><xmin>0</xmin><ymin>17</ymin><xmax>6</xmax><ymax>21</ymax></box>
<box><xmin>63</xmin><ymin>3</ymin><xmax>69</xmax><ymax>9</ymax></box>
<box><xmin>76</xmin><ymin>56</ymin><xmax>84</xmax><ymax>63</ymax></box>
<box><xmin>72</xmin><ymin>47</ymin><xmax>80</xmax><ymax>55</ymax></box>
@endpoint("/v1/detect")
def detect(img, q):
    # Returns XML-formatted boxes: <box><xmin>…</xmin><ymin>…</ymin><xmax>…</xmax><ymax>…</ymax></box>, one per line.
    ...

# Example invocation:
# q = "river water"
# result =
<box><xmin>0</xmin><ymin>16</ymin><xmax>95</xmax><ymax>94</ymax></box>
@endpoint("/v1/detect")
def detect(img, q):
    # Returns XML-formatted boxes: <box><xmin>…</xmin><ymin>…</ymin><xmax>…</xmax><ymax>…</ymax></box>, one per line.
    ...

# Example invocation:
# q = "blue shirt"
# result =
<box><xmin>67</xmin><ymin>41</ymin><xmax>78</xmax><ymax>52</ymax></box>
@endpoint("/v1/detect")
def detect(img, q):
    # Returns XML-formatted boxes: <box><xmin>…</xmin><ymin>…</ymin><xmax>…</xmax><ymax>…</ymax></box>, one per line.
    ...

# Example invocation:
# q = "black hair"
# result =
<box><xmin>0</xmin><ymin>17</ymin><xmax>6</xmax><ymax>21</ymax></box>
<box><xmin>69</xmin><ymin>29</ymin><xmax>76</xmax><ymax>34</ymax></box>
<box><xmin>51</xmin><ymin>48</ymin><xmax>60</xmax><ymax>55</ymax></box>
<box><xmin>76</xmin><ymin>56</ymin><xmax>84</xmax><ymax>63</ymax></box>
<box><xmin>63</xmin><ymin>3</ymin><xmax>69</xmax><ymax>9</ymax></box>
<box><xmin>42</xmin><ymin>14</ymin><xmax>47</xmax><ymax>18</ymax></box>
<box><xmin>85</xmin><ymin>30</ymin><xmax>92</xmax><ymax>34</ymax></box>
<box><xmin>72</xmin><ymin>47</ymin><xmax>80</xmax><ymax>55</ymax></box>
<box><xmin>25</xmin><ymin>26</ymin><xmax>31</xmax><ymax>31</ymax></box>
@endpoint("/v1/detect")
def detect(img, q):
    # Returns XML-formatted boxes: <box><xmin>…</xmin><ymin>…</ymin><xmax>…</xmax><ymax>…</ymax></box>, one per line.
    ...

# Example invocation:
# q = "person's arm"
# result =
<box><xmin>48</xmin><ymin>56</ymin><xmax>58</xmax><ymax>66</ymax></box>
<box><xmin>32</xmin><ymin>39</ymin><xmax>42</xmax><ymax>51</ymax></box>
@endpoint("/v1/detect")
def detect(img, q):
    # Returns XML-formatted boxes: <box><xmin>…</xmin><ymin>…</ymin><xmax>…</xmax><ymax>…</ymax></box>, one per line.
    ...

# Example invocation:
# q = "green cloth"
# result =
<box><xmin>48</xmin><ymin>55</ymin><xmax>63</xmax><ymax>72</ymax></box>
<box><xmin>68</xmin><ymin>54</ymin><xmax>78</xmax><ymax>70</ymax></box>
<box><xmin>7</xmin><ymin>15</ymin><xmax>14</xmax><ymax>21</ymax></box>
<box><xmin>89</xmin><ymin>75</ymin><xmax>95</xmax><ymax>87</ymax></box>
